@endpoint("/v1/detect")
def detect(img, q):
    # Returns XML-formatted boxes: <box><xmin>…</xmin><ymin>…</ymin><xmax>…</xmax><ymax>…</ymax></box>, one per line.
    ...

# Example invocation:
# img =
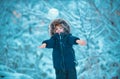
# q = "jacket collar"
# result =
<box><xmin>52</xmin><ymin>33</ymin><xmax>71</xmax><ymax>40</ymax></box>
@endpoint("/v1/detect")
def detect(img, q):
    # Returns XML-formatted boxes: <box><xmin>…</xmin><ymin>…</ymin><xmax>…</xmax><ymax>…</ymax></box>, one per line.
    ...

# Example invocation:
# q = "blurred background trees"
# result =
<box><xmin>0</xmin><ymin>0</ymin><xmax>120</xmax><ymax>79</ymax></box>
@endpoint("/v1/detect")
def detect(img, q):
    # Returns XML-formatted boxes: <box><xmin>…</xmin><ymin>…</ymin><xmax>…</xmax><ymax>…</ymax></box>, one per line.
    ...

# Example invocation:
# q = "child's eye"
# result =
<box><xmin>60</xmin><ymin>27</ymin><xmax>63</xmax><ymax>29</ymax></box>
<box><xmin>55</xmin><ymin>28</ymin><xmax>58</xmax><ymax>30</ymax></box>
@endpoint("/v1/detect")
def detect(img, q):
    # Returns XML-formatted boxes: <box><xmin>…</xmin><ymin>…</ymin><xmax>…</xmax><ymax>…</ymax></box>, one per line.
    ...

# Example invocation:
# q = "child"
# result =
<box><xmin>39</xmin><ymin>19</ymin><xmax>86</xmax><ymax>79</ymax></box>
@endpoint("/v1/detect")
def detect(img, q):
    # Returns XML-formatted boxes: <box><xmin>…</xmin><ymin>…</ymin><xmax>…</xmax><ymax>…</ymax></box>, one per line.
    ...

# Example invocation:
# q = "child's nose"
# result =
<box><xmin>57</xmin><ymin>29</ymin><xmax>61</xmax><ymax>32</ymax></box>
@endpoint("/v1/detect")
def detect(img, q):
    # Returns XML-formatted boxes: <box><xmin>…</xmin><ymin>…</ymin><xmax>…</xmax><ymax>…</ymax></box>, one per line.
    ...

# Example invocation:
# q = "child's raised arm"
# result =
<box><xmin>39</xmin><ymin>43</ymin><xmax>47</xmax><ymax>48</ymax></box>
<box><xmin>39</xmin><ymin>36</ymin><xmax>55</xmax><ymax>48</ymax></box>
<box><xmin>76</xmin><ymin>39</ymin><xmax>86</xmax><ymax>46</ymax></box>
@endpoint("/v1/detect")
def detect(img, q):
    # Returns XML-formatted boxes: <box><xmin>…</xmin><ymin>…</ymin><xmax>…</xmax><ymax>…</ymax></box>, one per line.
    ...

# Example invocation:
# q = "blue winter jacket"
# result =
<box><xmin>42</xmin><ymin>33</ymin><xmax>79</xmax><ymax>70</ymax></box>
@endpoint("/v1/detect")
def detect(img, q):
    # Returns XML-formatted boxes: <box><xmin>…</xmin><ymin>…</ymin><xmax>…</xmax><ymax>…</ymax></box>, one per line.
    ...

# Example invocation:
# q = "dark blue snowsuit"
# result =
<box><xmin>42</xmin><ymin>33</ymin><xmax>79</xmax><ymax>79</ymax></box>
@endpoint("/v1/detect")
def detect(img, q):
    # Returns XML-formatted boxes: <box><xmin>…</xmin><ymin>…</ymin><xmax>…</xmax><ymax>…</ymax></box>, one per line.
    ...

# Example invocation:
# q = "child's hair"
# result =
<box><xmin>49</xmin><ymin>19</ymin><xmax>70</xmax><ymax>36</ymax></box>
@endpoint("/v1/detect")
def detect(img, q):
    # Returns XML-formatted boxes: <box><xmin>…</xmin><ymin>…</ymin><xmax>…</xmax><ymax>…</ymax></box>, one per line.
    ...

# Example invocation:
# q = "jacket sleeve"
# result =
<box><xmin>68</xmin><ymin>35</ymin><xmax>80</xmax><ymax>45</ymax></box>
<box><xmin>42</xmin><ymin>37</ymin><xmax>55</xmax><ymax>48</ymax></box>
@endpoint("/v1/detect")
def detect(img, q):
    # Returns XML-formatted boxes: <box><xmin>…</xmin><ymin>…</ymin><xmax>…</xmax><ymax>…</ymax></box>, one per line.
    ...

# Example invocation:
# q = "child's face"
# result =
<box><xmin>54</xmin><ymin>25</ymin><xmax>64</xmax><ymax>34</ymax></box>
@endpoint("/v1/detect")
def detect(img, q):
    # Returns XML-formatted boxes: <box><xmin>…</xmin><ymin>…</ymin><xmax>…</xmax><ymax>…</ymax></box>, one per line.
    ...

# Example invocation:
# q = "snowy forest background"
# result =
<box><xmin>0</xmin><ymin>0</ymin><xmax>120</xmax><ymax>79</ymax></box>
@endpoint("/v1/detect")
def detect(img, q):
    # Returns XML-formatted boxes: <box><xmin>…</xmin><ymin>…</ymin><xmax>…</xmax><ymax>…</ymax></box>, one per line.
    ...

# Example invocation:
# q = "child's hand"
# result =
<box><xmin>39</xmin><ymin>43</ymin><xmax>47</xmax><ymax>48</ymax></box>
<box><xmin>76</xmin><ymin>40</ymin><xmax>86</xmax><ymax>46</ymax></box>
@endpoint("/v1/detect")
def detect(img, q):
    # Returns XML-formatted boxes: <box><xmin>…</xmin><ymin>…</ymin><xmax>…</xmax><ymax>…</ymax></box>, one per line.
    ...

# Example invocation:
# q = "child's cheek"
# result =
<box><xmin>55</xmin><ymin>30</ymin><xmax>58</xmax><ymax>33</ymax></box>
